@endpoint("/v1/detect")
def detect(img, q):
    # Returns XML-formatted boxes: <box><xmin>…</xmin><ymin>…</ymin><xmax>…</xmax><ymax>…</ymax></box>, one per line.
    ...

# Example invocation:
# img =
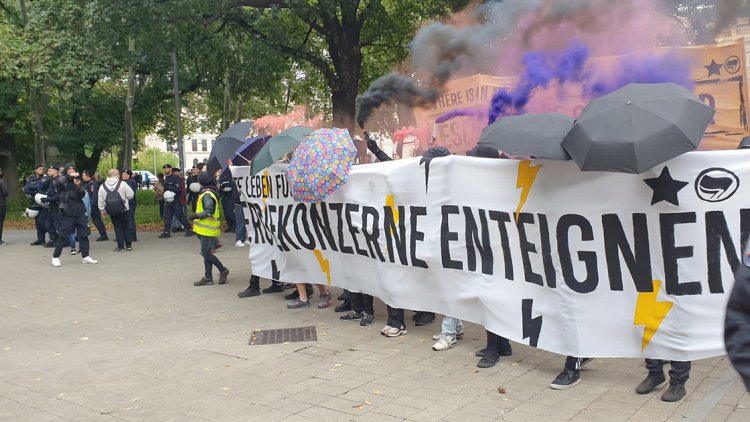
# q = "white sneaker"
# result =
<box><xmin>244</xmin><ymin>240</ymin><xmax>252</xmax><ymax>246</ymax></box>
<box><xmin>234</xmin><ymin>240</ymin><xmax>245</xmax><ymax>247</ymax></box>
<box><xmin>432</xmin><ymin>334</ymin><xmax>457</xmax><ymax>351</ymax></box>
<box><xmin>384</xmin><ymin>326</ymin><xmax>407</xmax><ymax>337</ymax></box>
<box><xmin>51</xmin><ymin>257</ymin><xmax>62</xmax><ymax>267</ymax></box>
<box><xmin>82</xmin><ymin>256</ymin><xmax>98</xmax><ymax>264</ymax></box>
<box><xmin>381</xmin><ymin>325</ymin><xmax>392</xmax><ymax>336</ymax></box>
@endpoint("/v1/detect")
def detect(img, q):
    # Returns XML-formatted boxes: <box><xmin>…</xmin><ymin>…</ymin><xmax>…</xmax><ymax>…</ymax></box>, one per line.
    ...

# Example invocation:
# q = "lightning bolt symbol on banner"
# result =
<box><xmin>261</xmin><ymin>170</ymin><xmax>270</xmax><ymax>211</ymax></box>
<box><xmin>515</xmin><ymin>160</ymin><xmax>541</xmax><ymax>222</ymax></box>
<box><xmin>385</xmin><ymin>194</ymin><xmax>399</xmax><ymax>236</ymax></box>
<box><xmin>522</xmin><ymin>299</ymin><xmax>542</xmax><ymax>347</ymax></box>
<box><xmin>634</xmin><ymin>280</ymin><xmax>673</xmax><ymax>352</ymax></box>
<box><xmin>313</xmin><ymin>249</ymin><xmax>331</xmax><ymax>286</ymax></box>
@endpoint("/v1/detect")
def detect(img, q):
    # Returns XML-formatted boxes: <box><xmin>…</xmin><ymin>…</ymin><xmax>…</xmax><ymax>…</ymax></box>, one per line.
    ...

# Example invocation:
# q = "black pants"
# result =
<box><xmin>485</xmin><ymin>330</ymin><xmax>512</xmax><ymax>355</ymax></box>
<box><xmin>0</xmin><ymin>204</ymin><xmax>6</xmax><ymax>241</ymax></box>
<box><xmin>351</xmin><ymin>293</ymin><xmax>374</xmax><ymax>315</ymax></box>
<box><xmin>128</xmin><ymin>202</ymin><xmax>137</xmax><ymax>239</ymax></box>
<box><xmin>35</xmin><ymin>208</ymin><xmax>49</xmax><ymax>242</ymax></box>
<box><xmin>564</xmin><ymin>356</ymin><xmax>589</xmax><ymax>371</ymax></box>
<box><xmin>386</xmin><ymin>305</ymin><xmax>405</xmax><ymax>328</ymax></box>
<box><xmin>164</xmin><ymin>201</ymin><xmax>190</xmax><ymax>233</ymax></box>
<box><xmin>53</xmin><ymin>214</ymin><xmax>90</xmax><ymax>258</ymax></box>
<box><xmin>45</xmin><ymin>207</ymin><xmax>60</xmax><ymax>242</ymax></box>
<box><xmin>90</xmin><ymin>206</ymin><xmax>107</xmax><ymax>238</ymax></box>
<box><xmin>221</xmin><ymin>196</ymin><xmax>235</xmax><ymax>229</ymax></box>
<box><xmin>198</xmin><ymin>234</ymin><xmax>225</xmax><ymax>280</ymax></box>
<box><xmin>646</xmin><ymin>359</ymin><xmax>691</xmax><ymax>385</ymax></box>
<box><xmin>110</xmin><ymin>212</ymin><xmax>131</xmax><ymax>249</ymax></box>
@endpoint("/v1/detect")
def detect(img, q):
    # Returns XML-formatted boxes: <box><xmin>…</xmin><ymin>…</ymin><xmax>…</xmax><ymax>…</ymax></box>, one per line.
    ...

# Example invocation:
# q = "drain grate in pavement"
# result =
<box><xmin>249</xmin><ymin>326</ymin><xmax>317</xmax><ymax>345</ymax></box>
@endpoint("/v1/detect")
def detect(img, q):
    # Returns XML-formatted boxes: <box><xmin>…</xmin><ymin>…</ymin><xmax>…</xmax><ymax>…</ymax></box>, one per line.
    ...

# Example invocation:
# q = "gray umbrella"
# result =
<box><xmin>478</xmin><ymin>113</ymin><xmax>573</xmax><ymax>160</ymax></box>
<box><xmin>207</xmin><ymin>121</ymin><xmax>254</xmax><ymax>174</ymax></box>
<box><xmin>562</xmin><ymin>83</ymin><xmax>715</xmax><ymax>174</ymax></box>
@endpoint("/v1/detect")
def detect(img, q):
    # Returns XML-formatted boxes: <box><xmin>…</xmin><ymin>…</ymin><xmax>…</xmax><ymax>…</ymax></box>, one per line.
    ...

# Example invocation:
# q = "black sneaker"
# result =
<box><xmin>113</xmin><ymin>247</ymin><xmax>126</xmax><ymax>252</ymax></box>
<box><xmin>340</xmin><ymin>310</ymin><xmax>363</xmax><ymax>321</ymax></box>
<box><xmin>284</xmin><ymin>290</ymin><xmax>300</xmax><ymax>300</ymax></box>
<box><xmin>184</xmin><ymin>231</ymin><xmax>195</xmax><ymax>237</ymax></box>
<box><xmin>550</xmin><ymin>368</ymin><xmax>581</xmax><ymax>390</ymax></box>
<box><xmin>360</xmin><ymin>313</ymin><xmax>374</xmax><ymax>326</ymax></box>
<box><xmin>661</xmin><ymin>383</ymin><xmax>686</xmax><ymax>402</ymax></box>
<box><xmin>44</xmin><ymin>241</ymin><xmax>55</xmax><ymax>248</ymax></box>
<box><xmin>262</xmin><ymin>283</ymin><xmax>285</xmax><ymax>293</ymax></box>
<box><xmin>335</xmin><ymin>301</ymin><xmax>352</xmax><ymax>313</ymax></box>
<box><xmin>158</xmin><ymin>232</ymin><xmax>171</xmax><ymax>239</ymax></box>
<box><xmin>172</xmin><ymin>227</ymin><xmax>185</xmax><ymax>232</ymax></box>
<box><xmin>238</xmin><ymin>287</ymin><xmax>261</xmax><ymax>298</ymax></box>
<box><xmin>95</xmin><ymin>236</ymin><xmax>108</xmax><ymax>242</ymax></box>
<box><xmin>337</xmin><ymin>293</ymin><xmax>346</xmax><ymax>301</ymax></box>
<box><xmin>477</xmin><ymin>351</ymin><xmax>500</xmax><ymax>368</ymax></box>
<box><xmin>636</xmin><ymin>373</ymin><xmax>666</xmax><ymax>394</ymax></box>
<box><xmin>30</xmin><ymin>240</ymin><xmax>44</xmax><ymax>246</ymax></box>
<box><xmin>475</xmin><ymin>348</ymin><xmax>487</xmax><ymax>358</ymax></box>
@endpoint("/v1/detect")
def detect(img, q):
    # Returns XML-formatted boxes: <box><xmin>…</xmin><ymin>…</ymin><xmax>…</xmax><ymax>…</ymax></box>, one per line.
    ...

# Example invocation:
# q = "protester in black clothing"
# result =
<box><xmin>0</xmin><ymin>167</ymin><xmax>8</xmax><ymax>246</ymax></box>
<box><xmin>42</xmin><ymin>166</ymin><xmax>63</xmax><ymax>247</ymax></box>
<box><xmin>635</xmin><ymin>360</ymin><xmax>691</xmax><ymax>402</ymax></box>
<box><xmin>340</xmin><ymin>293</ymin><xmax>375</xmax><ymax>326</ymax></box>
<box><xmin>159</xmin><ymin>164</ymin><xmax>193</xmax><ymax>238</ymax></box>
<box><xmin>727</xmin><ymin>264</ymin><xmax>750</xmax><ymax>391</ymax></box>
<box><xmin>50</xmin><ymin>170</ymin><xmax>97</xmax><ymax>267</ymax></box>
<box><xmin>133</xmin><ymin>172</ymin><xmax>142</xmax><ymax>190</ymax></box>
<box><xmin>82</xmin><ymin>171</ymin><xmax>108</xmax><ymax>241</ymax></box>
<box><xmin>237</xmin><ymin>275</ymin><xmax>286</xmax><ymax>298</ymax></box>
<box><xmin>24</xmin><ymin>164</ymin><xmax>49</xmax><ymax>245</ymax></box>
<box><xmin>122</xmin><ymin>170</ymin><xmax>138</xmax><ymax>241</ymax></box>
<box><xmin>218</xmin><ymin>166</ymin><xmax>237</xmax><ymax>233</ymax></box>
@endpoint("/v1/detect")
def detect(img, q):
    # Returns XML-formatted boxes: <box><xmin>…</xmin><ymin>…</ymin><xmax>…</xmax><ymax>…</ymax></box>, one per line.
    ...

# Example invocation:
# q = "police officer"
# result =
<box><xmin>218</xmin><ymin>165</ymin><xmax>236</xmax><ymax>233</ymax></box>
<box><xmin>82</xmin><ymin>171</ymin><xmax>108</xmax><ymax>241</ymax></box>
<box><xmin>40</xmin><ymin>166</ymin><xmax>63</xmax><ymax>247</ymax></box>
<box><xmin>50</xmin><ymin>170</ymin><xmax>98</xmax><ymax>267</ymax></box>
<box><xmin>24</xmin><ymin>164</ymin><xmax>48</xmax><ymax>246</ymax></box>
<box><xmin>189</xmin><ymin>172</ymin><xmax>229</xmax><ymax>286</ymax></box>
<box><xmin>159</xmin><ymin>164</ymin><xmax>193</xmax><ymax>238</ymax></box>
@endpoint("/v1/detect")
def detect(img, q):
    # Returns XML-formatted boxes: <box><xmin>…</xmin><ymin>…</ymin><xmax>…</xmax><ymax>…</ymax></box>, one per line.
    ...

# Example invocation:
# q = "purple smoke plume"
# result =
<box><xmin>435</xmin><ymin>107</ymin><xmax>488</xmax><ymax>124</ymax></box>
<box><xmin>488</xmin><ymin>41</ymin><xmax>695</xmax><ymax>124</ymax></box>
<box><xmin>583</xmin><ymin>52</ymin><xmax>695</xmax><ymax>98</ymax></box>
<box><xmin>488</xmin><ymin>41</ymin><xmax>589</xmax><ymax>124</ymax></box>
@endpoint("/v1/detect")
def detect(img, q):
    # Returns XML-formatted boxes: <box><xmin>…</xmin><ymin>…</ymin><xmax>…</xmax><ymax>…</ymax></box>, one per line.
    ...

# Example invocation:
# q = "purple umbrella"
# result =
<box><xmin>232</xmin><ymin>135</ymin><xmax>271</xmax><ymax>165</ymax></box>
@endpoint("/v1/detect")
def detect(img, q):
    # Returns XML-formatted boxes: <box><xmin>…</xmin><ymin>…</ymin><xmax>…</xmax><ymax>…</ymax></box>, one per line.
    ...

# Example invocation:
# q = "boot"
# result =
<box><xmin>661</xmin><ymin>383</ymin><xmax>686</xmax><ymax>402</ymax></box>
<box><xmin>636</xmin><ymin>373</ymin><xmax>666</xmax><ymax>394</ymax></box>
<box><xmin>239</xmin><ymin>276</ymin><xmax>261</xmax><ymax>298</ymax></box>
<box><xmin>194</xmin><ymin>278</ymin><xmax>213</xmax><ymax>286</ymax></box>
<box><xmin>218</xmin><ymin>268</ymin><xmax>230</xmax><ymax>284</ymax></box>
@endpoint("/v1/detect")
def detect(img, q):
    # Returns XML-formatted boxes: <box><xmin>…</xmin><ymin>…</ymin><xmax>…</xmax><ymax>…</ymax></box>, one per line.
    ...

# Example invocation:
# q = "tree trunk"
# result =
<box><xmin>118</xmin><ymin>36</ymin><xmax>136</xmax><ymax>171</ymax></box>
<box><xmin>75</xmin><ymin>146</ymin><xmax>104</xmax><ymax>175</ymax></box>
<box><xmin>234</xmin><ymin>93</ymin><xmax>244</xmax><ymax>123</ymax></box>
<box><xmin>0</xmin><ymin>121</ymin><xmax>19</xmax><ymax>198</ymax></box>
<box><xmin>327</xmin><ymin>30</ymin><xmax>362</xmax><ymax>159</ymax></box>
<box><xmin>221</xmin><ymin>73</ymin><xmax>231</xmax><ymax>131</ymax></box>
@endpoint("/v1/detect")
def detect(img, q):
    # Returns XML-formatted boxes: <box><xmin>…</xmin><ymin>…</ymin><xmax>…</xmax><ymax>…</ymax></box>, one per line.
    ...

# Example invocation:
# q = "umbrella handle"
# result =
<box><xmin>234</xmin><ymin>155</ymin><xmax>251</xmax><ymax>165</ymax></box>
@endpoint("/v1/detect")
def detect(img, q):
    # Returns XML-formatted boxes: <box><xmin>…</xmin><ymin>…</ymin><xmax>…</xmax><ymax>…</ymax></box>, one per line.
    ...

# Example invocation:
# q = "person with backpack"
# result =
<box><xmin>98</xmin><ymin>169</ymin><xmax>134</xmax><ymax>252</ymax></box>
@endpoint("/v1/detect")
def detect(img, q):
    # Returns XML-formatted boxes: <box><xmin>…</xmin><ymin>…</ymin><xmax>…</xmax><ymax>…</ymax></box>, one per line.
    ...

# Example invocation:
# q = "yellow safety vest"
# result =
<box><xmin>193</xmin><ymin>191</ymin><xmax>221</xmax><ymax>237</ymax></box>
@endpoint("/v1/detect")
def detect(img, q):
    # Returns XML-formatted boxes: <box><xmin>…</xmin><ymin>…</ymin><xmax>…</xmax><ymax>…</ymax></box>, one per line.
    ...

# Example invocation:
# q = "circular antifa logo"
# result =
<box><xmin>725</xmin><ymin>55</ymin><xmax>741</xmax><ymax>74</ymax></box>
<box><xmin>694</xmin><ymin>168</ymin><xmax>739</xmax><ymax>202</ymax></box>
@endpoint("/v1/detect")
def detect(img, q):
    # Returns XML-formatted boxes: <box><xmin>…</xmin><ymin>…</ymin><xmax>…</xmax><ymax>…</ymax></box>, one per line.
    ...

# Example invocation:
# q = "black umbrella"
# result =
<box><xmin>478</xmin><ymin>113</ymin><xmax>573</xmax><ymax>160</ymax></box>
<box><xmin>206</xmin><ymin>121</ymin><xmax>254</xmax><ymax>174</ymax></box>
<box><xmin>562</xmin><ymin>83</ymin><xmax>715</xmax><ymax>174</ymax></box>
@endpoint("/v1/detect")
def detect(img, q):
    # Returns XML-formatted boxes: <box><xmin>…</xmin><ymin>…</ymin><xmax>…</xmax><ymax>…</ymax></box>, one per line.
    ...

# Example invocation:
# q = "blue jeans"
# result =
<box><xmin>234</xmin><ymin>204</ymin><xmax>246</xmax><ymax>242</ymax></box>
<box><xmin>441</xmin><ymin>316</ymin><xmax>464</xmax><ymax>336</ymax></box>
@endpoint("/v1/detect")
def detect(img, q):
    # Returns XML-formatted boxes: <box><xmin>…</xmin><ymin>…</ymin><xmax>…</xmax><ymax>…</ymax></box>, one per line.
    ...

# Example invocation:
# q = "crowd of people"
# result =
<box><xmin>7</xmin><ymin>137</ymin><xmax>750</xmax><ymax>403</ymax></box>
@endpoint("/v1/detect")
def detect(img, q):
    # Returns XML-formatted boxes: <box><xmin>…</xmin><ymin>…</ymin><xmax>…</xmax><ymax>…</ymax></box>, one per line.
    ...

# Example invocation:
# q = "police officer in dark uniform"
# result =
<box><xmin>24</xmin><ymin>164</ymin><xmax>49</xmax><ymax>246</ymax></box>
<box><xmin>159</xmin><ymin>164</ymin><xmax>194</xmax><ymax>238</ymax></box>
<box><xmin>82</xmin><ymin>170</ymin><xmax>108</xmax><ymax>241</ymax></box>
<box><xmin>40</xmin><ymin>166</ymin><xmax>64</xmax><ymax>247</ymax></box>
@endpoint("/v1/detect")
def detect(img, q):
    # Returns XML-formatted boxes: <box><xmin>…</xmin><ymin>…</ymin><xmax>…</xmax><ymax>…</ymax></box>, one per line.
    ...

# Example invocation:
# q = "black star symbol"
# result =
<box><xmin>644</xmin><ymin>167</ymin><xmax>689</xmax><ymax>206</ymax></box>
<box><xmin>705</xmin><ymin>59</ymin><xmax>722</xmax><ymax>77</ymax></box>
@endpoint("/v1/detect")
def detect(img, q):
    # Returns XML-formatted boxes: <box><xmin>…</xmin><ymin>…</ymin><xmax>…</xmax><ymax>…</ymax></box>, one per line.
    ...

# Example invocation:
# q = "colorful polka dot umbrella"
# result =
<box><xmin>288</xmin><ymin>128</ymin><xmax>358</xmax><ymax>203</ymax></box>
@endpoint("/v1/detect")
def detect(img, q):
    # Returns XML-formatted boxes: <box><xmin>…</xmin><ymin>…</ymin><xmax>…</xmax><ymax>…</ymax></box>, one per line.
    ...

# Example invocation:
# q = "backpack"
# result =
<box><xmin>102</xmin><ymin>181</ymin><xmax>126</xmax><ymax>216</ymax></box>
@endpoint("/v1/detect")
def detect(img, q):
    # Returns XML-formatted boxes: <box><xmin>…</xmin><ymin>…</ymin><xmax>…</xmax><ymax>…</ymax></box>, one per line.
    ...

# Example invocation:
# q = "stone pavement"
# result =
<box><xmin>0</xmin><ymin>229</ymin><xmax>747</xmax><ymax>422</ymax></box>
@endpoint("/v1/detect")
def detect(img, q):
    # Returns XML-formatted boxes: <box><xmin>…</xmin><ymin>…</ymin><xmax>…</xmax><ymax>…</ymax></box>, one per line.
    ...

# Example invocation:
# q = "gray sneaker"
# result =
<box><xmin>661</xmin><ymin>383</ymin><xmax>686</xmax><ymax>402</ymax></box>
<box><xmin>359</xmin><ymin>313</ymin><xmax>374</xmax><ymax>326</ymax></box>
<box><xmin>317</xmin><ymin>291</ymin><xmax>332</xmax><ymax>309</ymax></box>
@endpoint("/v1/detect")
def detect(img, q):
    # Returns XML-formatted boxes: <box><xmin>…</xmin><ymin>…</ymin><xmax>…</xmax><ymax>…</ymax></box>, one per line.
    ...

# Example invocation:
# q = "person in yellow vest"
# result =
<box><xmin>189</xmin><ymin>172</ymin><xmax>229</xmax><ymax>286</ymax></box>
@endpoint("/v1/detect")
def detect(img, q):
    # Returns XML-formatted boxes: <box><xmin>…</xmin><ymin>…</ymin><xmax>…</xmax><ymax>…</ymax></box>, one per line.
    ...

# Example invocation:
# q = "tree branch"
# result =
<box><xmin>356</xmin><ymin>0</ymin><xmax>381</xmax><ymax>30</ymax></box>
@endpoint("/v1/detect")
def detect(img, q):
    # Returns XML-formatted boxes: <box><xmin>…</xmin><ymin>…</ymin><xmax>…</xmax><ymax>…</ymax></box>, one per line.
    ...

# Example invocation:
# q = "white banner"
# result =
<box><xmin>232</xmin><ymin>151</ymin><xmax>749</xmax><ymax>360</ymax></box>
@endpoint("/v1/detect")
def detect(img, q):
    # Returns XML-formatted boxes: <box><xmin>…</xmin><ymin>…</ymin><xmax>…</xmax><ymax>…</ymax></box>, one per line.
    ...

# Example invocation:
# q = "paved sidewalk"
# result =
<box><xmin>0</xmin><ymin>230</ymin><xmax>747</xmax><ymax>421</ymax></box>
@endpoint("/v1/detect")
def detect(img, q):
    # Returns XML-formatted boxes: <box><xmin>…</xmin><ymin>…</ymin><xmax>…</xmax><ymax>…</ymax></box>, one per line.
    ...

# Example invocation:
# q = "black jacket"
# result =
<box><xmin>164</xmin><ymin>173</ymin><xmax>183</xmax><ymax>194</ymax></box>
<box><xmin>59</xmin><ymin>178</ymin><xmax>87</xmax><ymax>217</ymax></box>
<box><xmin>727</xmin><ymin>265</ymin><xmax>750</xmax><ymax>391</ymax></box>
